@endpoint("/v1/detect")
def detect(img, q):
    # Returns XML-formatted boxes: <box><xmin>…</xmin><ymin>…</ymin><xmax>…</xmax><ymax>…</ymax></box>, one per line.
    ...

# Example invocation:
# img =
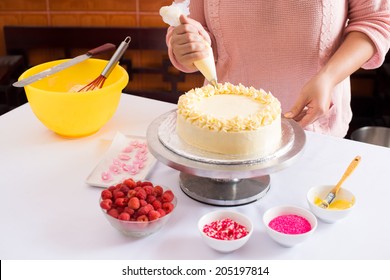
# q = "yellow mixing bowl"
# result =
<box><xmin>19</xmin><ymin>58</ymin><xmax>129</xmax><ymax>137</ymax></box>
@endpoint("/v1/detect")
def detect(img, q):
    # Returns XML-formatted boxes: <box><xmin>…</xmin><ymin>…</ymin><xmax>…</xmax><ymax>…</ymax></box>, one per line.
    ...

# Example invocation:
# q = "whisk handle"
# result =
<box><xmin>101</xmin><ymin>36</ymin><xmax>131</xmax><ymax>78</ymax></box>
<box><xmin>86</xmin><ymin>43</ymin><xmax>116</xmax><ymax>56</ymax></box>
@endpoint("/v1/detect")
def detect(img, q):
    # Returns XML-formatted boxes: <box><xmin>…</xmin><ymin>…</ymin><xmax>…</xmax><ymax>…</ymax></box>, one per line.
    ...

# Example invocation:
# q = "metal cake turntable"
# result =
<box><xmin>146</xmin><ymin>110</ymin><xmax>306</xmax><ymax>206</ymax></box>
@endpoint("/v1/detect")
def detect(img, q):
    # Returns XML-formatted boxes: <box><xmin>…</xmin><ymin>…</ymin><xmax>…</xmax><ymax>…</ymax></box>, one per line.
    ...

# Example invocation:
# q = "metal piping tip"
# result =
<box><xmin>210</xmin><ymin>79</ymin><xmax>218</xmax><ymax>88</ymax></box>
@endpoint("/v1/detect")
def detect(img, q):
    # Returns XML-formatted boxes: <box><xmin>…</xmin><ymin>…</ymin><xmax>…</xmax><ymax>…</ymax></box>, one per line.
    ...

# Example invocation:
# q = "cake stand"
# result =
<box><xmin>146</xmin><ymin>110</ymin><xmax>306</xmax><ymax>206</ymax></box>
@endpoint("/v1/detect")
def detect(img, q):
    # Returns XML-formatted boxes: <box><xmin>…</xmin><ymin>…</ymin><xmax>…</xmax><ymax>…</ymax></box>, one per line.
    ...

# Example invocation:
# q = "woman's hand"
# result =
<box><xmin>170</xmin><ymin>15</ymin><xmax>210</xmax><ymax>71</ymax></box>
<box><xmin>284</xmin><ymin>73</ymin><xmax>333</xmax><ymax>128</ymax></box>
<box><xmin>285</xmin><ymin>31</ymin><xmax>376</xmax><ymax>129</ymax></box>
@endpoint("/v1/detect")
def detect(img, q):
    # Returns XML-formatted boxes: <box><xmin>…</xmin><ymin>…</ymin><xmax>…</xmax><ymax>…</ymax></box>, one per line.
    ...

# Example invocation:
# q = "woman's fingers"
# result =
<box><xmin>171</xmin><ymin>16</ymin><xmax>210</xmax><ymax>66</ymax></box>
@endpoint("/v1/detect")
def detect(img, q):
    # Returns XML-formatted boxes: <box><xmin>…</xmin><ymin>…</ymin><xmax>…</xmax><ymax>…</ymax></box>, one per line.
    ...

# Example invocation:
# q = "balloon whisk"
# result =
<box><xmin>78</xmin><ymin>36</ymin><xmax>131</xmax><ymax>92</ymax></box>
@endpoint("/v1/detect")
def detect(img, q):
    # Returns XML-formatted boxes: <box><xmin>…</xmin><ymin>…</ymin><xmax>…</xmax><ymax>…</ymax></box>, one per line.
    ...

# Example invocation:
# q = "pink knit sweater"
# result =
<box><xmin>167</xmin><ymin>0</ymin><xmax>390</xmax><ymax>137</ymax></box>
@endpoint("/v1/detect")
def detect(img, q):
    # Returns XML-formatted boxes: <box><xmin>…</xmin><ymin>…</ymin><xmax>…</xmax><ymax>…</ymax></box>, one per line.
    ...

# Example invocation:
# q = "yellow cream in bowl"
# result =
<box><xmin>314</xmin><ymin>196</ymin><xmax>355</xmax><ymax>210</ymax></box>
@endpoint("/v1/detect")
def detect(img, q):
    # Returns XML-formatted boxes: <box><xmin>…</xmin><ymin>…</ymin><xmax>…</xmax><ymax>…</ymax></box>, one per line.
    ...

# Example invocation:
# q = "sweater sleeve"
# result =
<box><xmin>345</xmin><ymin>0</ymin><xmax>390</xmax><ymax>69</ymax></box>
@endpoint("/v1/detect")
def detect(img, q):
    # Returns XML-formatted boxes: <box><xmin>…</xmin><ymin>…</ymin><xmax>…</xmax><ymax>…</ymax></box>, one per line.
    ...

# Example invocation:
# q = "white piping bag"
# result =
<box><xmin>160</xmin><ymin>0</ymin><xmax>218</xmax><ymax>86</ymax></box>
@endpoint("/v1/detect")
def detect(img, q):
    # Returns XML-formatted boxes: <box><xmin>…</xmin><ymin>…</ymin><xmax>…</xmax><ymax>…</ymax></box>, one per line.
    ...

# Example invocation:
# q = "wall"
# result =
<box><xmin>0</xmin><ymin>0</ymin><xmax>379</xmax><ymax>99</ymax></box>
<box><xmin>0</xmin><ymin>0</ymin><xmax>203</xmax><ymax>93</ymax></box>
<box><xmin>0</xmin><ymin>0</ymin><xmax>173</xmax><ymax>54</ymax></box>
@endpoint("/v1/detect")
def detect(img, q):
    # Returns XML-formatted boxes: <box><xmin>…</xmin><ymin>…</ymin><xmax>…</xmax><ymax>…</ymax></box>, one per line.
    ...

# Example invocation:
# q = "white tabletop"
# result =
<box><xmin>1</xmin><ymin>94</ymin><xmax>389</xmax><ymax>260</ymax></box>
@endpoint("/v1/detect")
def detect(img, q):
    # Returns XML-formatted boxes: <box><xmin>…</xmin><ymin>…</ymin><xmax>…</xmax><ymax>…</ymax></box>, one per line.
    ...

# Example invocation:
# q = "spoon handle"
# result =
<box><xmin>332</xmin><ymin>155</ymin><xmax>361</xmax><ymax>194</ymax></box>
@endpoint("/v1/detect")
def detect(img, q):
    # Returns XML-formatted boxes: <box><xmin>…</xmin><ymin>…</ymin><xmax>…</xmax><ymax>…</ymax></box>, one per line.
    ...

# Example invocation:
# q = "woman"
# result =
<box><xmin>166</xmin><ymin>0</ymin><xmax>390</xmax><ymax>137</ymax></box>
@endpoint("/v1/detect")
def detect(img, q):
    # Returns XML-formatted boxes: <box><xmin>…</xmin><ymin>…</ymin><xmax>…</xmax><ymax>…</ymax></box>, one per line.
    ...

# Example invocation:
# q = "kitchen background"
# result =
<box><xmin>0</xmin><ymin>0</ymin><xmax>388</xmax><ymax>137</ymax></box>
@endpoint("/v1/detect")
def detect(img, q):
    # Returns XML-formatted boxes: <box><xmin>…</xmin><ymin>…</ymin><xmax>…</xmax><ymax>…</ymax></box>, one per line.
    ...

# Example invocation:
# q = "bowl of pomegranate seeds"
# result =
<box><xmin>99</xmin><ymin>178</ymin><xmax>177</xmax><ymax>237</ymax></box>
<box><xmin>198</xmin><ymin>210</ymin><xmax>253</xmax><ymax>253</ymax></box>
<box><xmin>263</xmin><ymin>205</ymin><xmax>317</xmax><ymax>247</ymax></box>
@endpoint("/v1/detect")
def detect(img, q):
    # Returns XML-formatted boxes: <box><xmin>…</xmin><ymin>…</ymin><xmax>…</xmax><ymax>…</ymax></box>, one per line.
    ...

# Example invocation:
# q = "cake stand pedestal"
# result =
<box><xmin>146</xmin><ymin>110</ymin><xmax>306</xmax><ymax>206</ymax></box>
<box><xmin>179</xmin><ymin>174</ymin><xmax>270</xmax><ymax>206</ymax></box>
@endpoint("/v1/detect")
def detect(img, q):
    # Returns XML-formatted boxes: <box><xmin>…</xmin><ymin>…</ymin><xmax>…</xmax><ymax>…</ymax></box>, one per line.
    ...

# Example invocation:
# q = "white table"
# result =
<box><xmin>1</xmin><ymin>94</ymin><xmax>389</xmax><ymax>260</ymax></box>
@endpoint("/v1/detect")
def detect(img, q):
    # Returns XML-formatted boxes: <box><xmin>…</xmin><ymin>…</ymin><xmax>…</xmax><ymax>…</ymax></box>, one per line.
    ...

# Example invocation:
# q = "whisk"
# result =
<box><xmin>78</xmin><ymin>36</ymin><xmax>131</xmax><ymax>92</ymax></box>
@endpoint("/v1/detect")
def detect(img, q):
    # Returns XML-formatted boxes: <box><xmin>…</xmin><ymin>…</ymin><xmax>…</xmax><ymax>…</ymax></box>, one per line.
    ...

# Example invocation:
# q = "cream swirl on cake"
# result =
<box><xmin>178</xmin><ymin>83</ymin><xmax>280</xmax><ymax>130</ymax></box>
<box><xmin>176</xmin><ymin>82</ymin><xmax>282</xmax><ymax>156</ymax></box>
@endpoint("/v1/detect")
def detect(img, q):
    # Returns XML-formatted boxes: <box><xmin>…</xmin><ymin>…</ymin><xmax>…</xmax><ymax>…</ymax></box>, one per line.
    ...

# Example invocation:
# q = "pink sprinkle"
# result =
<box><xmin>133</xmin><ymin>160</ymin><xmax>145</xmax><ymax>169</ymax></box>
<box><xmin>121</xmin><ymin>164</ymin><xmax>132</xmax><ymax>172</ymax></box>
<box><xmin>118</xmin><ymin>154</ymin><xmax>131</xmax><ymax>161</ymax></box>
<box><xmin>100</xmin><ymin>139</ymin><xmax>149</xmax><ymax>183</ymax></box>
<box><xmin>122</xmin><ymin>146</ymin><xmax>133</xmax><ymax>153</ymax></box>
<box><xmin>130</xmin><ymin>140</ymin><xmax>139</xmax><ymax>146</ymax></box>
<box><xmin>203</xmin><ymin>218</ymin><xmax>248</xmax><ymax>240</ymax></box>
<box><xmin>101</xmin><ymin>171</ymin><xmax>112</xmax><ymax>182</ymax></box>
<box><xmin>135</xmin><ymin>152</ymin><xmax>147</xmax><ymax>161</ymax></box>
<box><xmin>268</xmin><ymin>214</ymin><xmax>311</xmax><ymax>234</ymax></box>
<box><xmin>128</xmin><ymin>165</ymin><xmax>140</xmax><ymax>175</ymax></box>
<box><xmin>137</xmin><ymin>143</ymin><xmax>147</xmax><ymax>149</ymax></box>
<box><xmin>109</xmin><ymin>165</ymin><xmax>121</xmax><ymax>174</ymax></box>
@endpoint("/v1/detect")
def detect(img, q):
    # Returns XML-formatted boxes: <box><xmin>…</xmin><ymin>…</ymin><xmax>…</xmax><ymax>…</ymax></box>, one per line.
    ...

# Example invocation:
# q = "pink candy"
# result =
<box><xmin>101</xmin><ymin>171</ymin><xmax>113</xmax><ymax>182</ymax></box>
<box><xmin>100</xmin><ymin>139</ymin><xmax>149</xmax><ymax>183</ymax></box>
<box><xmin>203</xmin><ymin>218</ymin><xmax>249</xmax><ymax>240</ymax></box>
<box><xmin>118</xmin><ymin>154</ymin><xmax>131</xmax><ymax>161</ymax></box>
<box><xmin>122</xmin><ymin>146</ymin><xmax>133</xmax><ymax>153</ymax></box>
<box><xmin>109</xmin><ymin>164</ymin><xmax>122</xmax><ymax>174</ymax></box>
<box><xmin>268</xmin><ymin>214</ymin><xmax>311</xmax><ymax>234</ymax></box>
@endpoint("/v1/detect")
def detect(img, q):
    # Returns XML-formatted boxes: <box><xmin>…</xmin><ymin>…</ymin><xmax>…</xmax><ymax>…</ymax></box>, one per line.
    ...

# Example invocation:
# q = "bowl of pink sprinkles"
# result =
<box><xmin>198</xmin><ymin>210</ymin><xmax>253</xmax><ymax>253</ymax></box>
<box><xmin>263</xmin><ymin>205</ymin><xmax>317</xmax><ymax>247</ymax></box>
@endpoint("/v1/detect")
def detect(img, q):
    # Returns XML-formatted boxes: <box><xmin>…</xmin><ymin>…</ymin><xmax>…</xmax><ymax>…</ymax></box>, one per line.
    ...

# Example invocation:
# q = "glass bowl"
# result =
<box><xmin>101</xmin><ymin>196</ymin><xmax>177</xmax><ymax>237</ymax></box>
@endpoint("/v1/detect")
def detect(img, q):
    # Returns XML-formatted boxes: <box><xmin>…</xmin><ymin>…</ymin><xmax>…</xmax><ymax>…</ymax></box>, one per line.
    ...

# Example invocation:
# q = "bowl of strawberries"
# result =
<box><xmin>99</xmin><ymin>178</ymin><xmax>177</xmax><ymax>237</ymax></box>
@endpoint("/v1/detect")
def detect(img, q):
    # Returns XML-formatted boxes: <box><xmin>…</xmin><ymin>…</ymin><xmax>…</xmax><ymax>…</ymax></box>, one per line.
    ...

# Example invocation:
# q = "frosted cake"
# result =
<box><xmin>176</xmin><ymin>83</ymin><xmax>282</xmax><ymax>156</ymax></box>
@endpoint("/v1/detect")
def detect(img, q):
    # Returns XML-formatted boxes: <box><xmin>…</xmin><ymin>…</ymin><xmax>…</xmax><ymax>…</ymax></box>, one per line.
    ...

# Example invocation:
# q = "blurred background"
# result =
<box><xmin>0</xmin><ymin>0</ymin><xmax>389</xmax><ymax>139</ymax></box>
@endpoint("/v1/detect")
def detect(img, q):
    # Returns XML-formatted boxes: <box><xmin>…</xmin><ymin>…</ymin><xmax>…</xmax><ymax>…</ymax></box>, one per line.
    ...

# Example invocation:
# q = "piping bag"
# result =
<box><xmin>160</xmin><ymin>0</ymin><xmax>218</xmax><ymax>86</ymax></box>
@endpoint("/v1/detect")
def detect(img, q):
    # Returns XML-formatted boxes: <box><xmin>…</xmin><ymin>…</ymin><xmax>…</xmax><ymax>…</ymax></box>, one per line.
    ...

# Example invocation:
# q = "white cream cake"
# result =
<box><xmin>176</xmin><ymin>83</ymin><xmax>282</xmax><ymax>156</ymax></box>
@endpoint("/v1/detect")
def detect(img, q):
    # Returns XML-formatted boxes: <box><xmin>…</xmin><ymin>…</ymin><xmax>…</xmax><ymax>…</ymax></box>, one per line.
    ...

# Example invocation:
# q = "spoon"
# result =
<box><xmin>318</xmin><ymin>155</ymin><xmax>361</xmax><ymax>209</ymax></box>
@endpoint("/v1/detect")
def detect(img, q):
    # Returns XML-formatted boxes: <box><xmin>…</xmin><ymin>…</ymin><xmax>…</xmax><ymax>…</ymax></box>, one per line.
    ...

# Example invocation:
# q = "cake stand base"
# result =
<box><xmin>179</xmin><ymin>172</ymin><xmax>270</xmax><ymax>206</ymax></box>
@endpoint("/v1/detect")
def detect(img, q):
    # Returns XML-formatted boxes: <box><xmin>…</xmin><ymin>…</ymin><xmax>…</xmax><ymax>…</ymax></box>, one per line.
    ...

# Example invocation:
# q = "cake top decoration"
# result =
<box><xmin>177</xmin><ymin>83</ymin><xmax>281</xmax><ymax>132</ymax></box>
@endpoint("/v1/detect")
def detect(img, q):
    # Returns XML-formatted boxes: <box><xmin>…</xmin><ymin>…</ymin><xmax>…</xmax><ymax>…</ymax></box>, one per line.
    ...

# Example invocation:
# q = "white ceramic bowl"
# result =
<box><xmin>307</xmin><ymin>185</ymin><xmax>356</xmax><ymax>223</ymax></box>
<box><xmin>263</xmin><ymin>205</ymin><xmax>317</xmax><ymax>247</ymax></box>
<box><xmin>198</xmin><ymin>210</ymin><xmax>253</xmax><ymax>253</ymax></box>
